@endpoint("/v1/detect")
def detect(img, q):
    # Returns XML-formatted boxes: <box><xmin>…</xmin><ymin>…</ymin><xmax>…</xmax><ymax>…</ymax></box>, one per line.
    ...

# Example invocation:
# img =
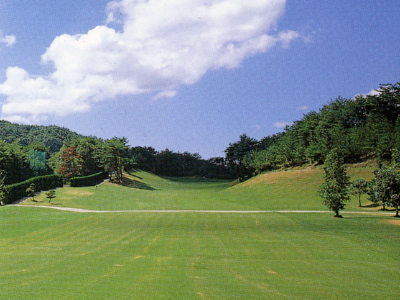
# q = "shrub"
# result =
<box><xmin>4</xmin><ymin>174</ymin><xmax>63</xmax><ymax>204</ymax></box>
<box><xmin>70</xmin><ymin>172</ymin><xmax>108</xmax><ymax>187</ymax></box>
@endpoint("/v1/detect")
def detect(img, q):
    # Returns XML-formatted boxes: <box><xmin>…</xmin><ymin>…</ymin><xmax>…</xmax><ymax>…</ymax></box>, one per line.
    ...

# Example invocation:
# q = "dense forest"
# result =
<box><xmin>227</xmin><ymin>82</ymin><xmax>400</xmax><ymax>180</ymax></box>
<box><xmin>0</xmin><ymin>81</ymin><xmax>399</xmax><ymax>186</ymax></box>
<box><xmin>0</xmin><ymin>121</ymin><xmax>83</xmax><ymax>153</ymax></box>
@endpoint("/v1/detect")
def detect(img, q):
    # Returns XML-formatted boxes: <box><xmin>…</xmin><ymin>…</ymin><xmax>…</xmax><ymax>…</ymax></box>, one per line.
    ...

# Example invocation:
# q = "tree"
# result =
<box><xmin>369</xmin><ymin>150</ymin><xmax>400</xmax><ymax>217</ymax></box>
<box><xmin>0</xmin><ymin>140</ymin><xmax>33</xmax><ymax>184</ymax></box>
<box><xmin>319</xmin><ymin>149</ymin><xmax>350</xmax><ymax>217</ymax></box>
<box><xmin>372</xmin><ymin>166</ymin><xmax>400</xmax><ymax>216</ymax></box>
<box><xmin>97</xmin><ymin>137</ymin><xmax>130</xmax><ymax>183</ymax></box>
<box><xmin>349</xmin><ymin>179</ymin><xmax>368</xmax><ymax>207</ymax></box>
<box><xmin>57</xmin><ymin>145</ymin><xmax>85</xmax><ymax>181</ymax></box>
<box><xmin>225</xmin><ymin>134</ymin><xmax>257</xmax><ymax>181</ymax></box>
<box><xmin>45</xmin><ymin>190</ymin><xmax>56</xmax><ymax>203</ymax></box>
<box><xmin>26</xmin><ymin>183</ymin><xmax>36</xmax><ymax>201</ymax></box>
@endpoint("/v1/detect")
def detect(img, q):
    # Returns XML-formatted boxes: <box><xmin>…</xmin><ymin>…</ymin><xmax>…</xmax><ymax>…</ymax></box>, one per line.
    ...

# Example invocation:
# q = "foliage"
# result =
<box><xmin>0</xmin><ymin>120</ymin><xmax>83</xmax><ymax>153</ymax></box>
<box><xmin>0</xmin><ymin>140</ymin><xmax>33</xmax><ymax>184</ymax></box>
<box><xmin>25</xmin><ymin>183</ymin><xmax>36</xmax><ymax>201</ymax></box>
<box><xmin>319</xmin><ymin>149</ymin><xmax>351</xmax><ymax>217</ymax></box>
<box><xmin>45</xmin><ymin>190</ymin><xmax>56</xmax><ymax>203</ymax></box>
<box><xmin>96</xmin><ymin>137</ymin><xmax>130</xmax><ymax>183</ymax></box>
<box><xmin>349</xmin><ymin>179</ymin><xmax>368</xmax><ymax>207</ymax></box>
<box><xmin>369</xmin><ymin>151</ymin><xmax>400</xmax><ymax>216</ymax></box>
<box><xmin>56</xmin><ymin>145</ymin><xmax>85</xmax><ymax>180</ymax></box>
<box><xmin>4</xmin><ymin>174</ymin><xmax>63</xmax><ymax>204</ymax></box>
<box><xmin>0</xmin><ymin>170</ymin><xmax>6</xmax><ymax>205</ymax></box>
<box><xmin>131</xmin><ymin>146</ymin><xmax>234</xmax><ymax>179</ymax></box>
<box><xmin>70</xmin><ymin>172</ymin><xmax>108</xmax><ymax>187</ymax></box>
<box><xmin>235</xmin><ymin>81</ymin><xmax>400</xmax><ymax>178</ymax></box>
<box><xmin>224</xmin><ymin>134</ymin><xmax>257</xmax><ymax>180</ymax></box>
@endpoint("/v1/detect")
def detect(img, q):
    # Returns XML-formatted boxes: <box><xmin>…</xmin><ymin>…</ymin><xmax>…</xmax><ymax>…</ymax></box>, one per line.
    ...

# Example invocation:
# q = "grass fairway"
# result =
<box><xmin>2</xmin><ymin>165</ymin><xmax>399</xmax><ymax>299</ymax></box>
<box><xmin>20</xmin><ymin>165</ymin><xmax>376</xmax><ymax>212</ymax></box>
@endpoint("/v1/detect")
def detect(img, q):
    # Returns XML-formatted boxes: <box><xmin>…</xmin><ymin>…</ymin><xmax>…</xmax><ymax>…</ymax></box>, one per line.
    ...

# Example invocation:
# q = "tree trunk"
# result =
<box><xmin>333</xmin><ymin>210</ymin><xmax>343</xmax><ymax>218</ymax></box>
<box><xmin>358</xmin><ymin>195</ymin><xmax>361</xmax><ymax>207</ymax></box>
<box><xmin>396</xmin><ymin>204</ymin><xmax>399</xmax><ymax>218</ymax></box>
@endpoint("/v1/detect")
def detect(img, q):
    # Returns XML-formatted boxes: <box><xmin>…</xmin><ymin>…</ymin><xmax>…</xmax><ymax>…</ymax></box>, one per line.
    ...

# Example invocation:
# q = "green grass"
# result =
<box><xmin>1</xmin><ymin>208</ymin><xmax>399</xmax><ymax>299</ymax></box>
<box><xmin>2</xmin><ymin>164</ymin><xmax>399</xmax><ymax>299</ymax></box>
<box><xmin>20</xmin><ymin>165</ymin><xmax>377</xmax><ymax>212</ymax></box>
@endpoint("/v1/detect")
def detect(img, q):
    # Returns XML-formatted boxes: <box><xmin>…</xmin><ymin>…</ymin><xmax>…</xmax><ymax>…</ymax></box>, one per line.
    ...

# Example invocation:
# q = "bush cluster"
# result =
<box><xmin>4</xmin><ymin>174</ymin><xmax>63</xmax><ymax>204</ymax></box>
<box><xmin>70</xmin><ymin>172</ymin><xmax>108</xmax><ymax>187</ymax></box>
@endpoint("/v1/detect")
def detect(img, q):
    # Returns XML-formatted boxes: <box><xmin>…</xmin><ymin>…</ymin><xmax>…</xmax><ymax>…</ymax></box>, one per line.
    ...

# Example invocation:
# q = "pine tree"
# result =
<box><xmin>319</xmin><ymin>149</ymin><xmax>350</xmax><ymax>217</ymax></box>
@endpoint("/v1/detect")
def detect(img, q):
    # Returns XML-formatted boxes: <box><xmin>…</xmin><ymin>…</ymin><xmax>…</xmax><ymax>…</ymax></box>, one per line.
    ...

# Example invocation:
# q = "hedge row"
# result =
<box><xmin>70</xmin><ymin>172</ymin><xmax>108</xmax><ymax>187</ymax></box>
<box><xmin>4</xmin><ymin>174</ymin><xmax>63</xmax><ymax>204</ymax></box>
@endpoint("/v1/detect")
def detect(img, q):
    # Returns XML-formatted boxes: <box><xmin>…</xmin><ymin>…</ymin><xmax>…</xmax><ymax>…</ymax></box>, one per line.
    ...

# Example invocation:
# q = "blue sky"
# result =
<box><xmin>0</xmin><ymin>0</ymin><xmax>399</xmax><ymax>158</ymax></box>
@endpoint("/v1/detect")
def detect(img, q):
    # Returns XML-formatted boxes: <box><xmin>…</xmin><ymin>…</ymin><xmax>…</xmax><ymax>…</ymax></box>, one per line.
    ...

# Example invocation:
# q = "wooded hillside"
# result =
<box><xmin>0</xmin><ymin>81</ymin><xmax>399</xmax><ymax>185</ymax></box>
<box><xmin>0</xmin><ymin>120</ymin><xmax>83</xmax><ymax>153</ymax></box>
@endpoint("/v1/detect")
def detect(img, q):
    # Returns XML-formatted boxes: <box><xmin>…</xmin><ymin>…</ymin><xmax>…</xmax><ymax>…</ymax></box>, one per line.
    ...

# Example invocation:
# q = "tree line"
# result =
<box><xmin>0</xmin><ymin>134</ymin><xmax>234</xmax><ymax>189</ymax></box>
<box><xmin>0</xmin><ymin>81</ymin><xmax>399</xmax><ymax>188</ymax></box>
<box><xmin>225</xmin><ymin>82</ymin><xmax>400</xmax><ymax>180</ymax></box>
<box><xmin>319</xmin><ymin>147</ymin><xmax>400</xmax><ymax>218</ymax></box>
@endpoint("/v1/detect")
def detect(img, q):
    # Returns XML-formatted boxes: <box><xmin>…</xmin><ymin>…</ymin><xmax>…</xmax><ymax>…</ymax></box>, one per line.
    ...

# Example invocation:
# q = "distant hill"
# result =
<box><xmin>0</xmin><ymin>120</ymin><xmax>84</xmax><ymax>153</ymax></box>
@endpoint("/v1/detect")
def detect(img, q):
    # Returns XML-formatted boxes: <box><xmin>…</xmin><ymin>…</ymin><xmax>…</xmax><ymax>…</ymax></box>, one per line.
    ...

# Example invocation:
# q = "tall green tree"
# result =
<box><xmin>370</xmin><ymin>149</ymin><xmax>400</xmax><ymax>216</ymax></box>
<box><xmin>225</xmin><ymin>134</ymin><xmax>257</xmax><ymax>180</ymax></box>
<box><xmin>319</xmin><ymin>149</ymin><xmax>351</xmax><ymax>217</ymax></box>
<box><xmin>97</xmin><ymin>137</ymin><xmax>130</xmax><ymax>183</ymax></box>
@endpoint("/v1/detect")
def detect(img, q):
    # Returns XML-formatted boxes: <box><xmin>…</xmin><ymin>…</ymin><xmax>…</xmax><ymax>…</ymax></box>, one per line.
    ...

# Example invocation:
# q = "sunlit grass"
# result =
<box><xmin>1</xmin><ymin>206</ymin><xmax>399</xmax><ymax>299</ymax></box>
<box><xmin>20</xmin><ymin>165</ymin><xmax>377</xmax><ymax>212</ymax></box>
<box><xmin>4</xmin><ymin>164</ymin><xmax>399</xmax><ymax>299</ymax></box>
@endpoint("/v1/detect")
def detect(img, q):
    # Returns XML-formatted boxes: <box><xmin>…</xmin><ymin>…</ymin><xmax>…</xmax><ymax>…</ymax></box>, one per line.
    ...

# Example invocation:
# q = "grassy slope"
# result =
<box><xmin>21</xmin><ymin>162</ymin><xmax>377</xmax><ymax>212</ymax></box>
<box><xmin>224</xmin><ymin>162</ymin><xmax>377</xmax><ymax>211</ymax></box>
<box><xmin>2</xmin><ymin>164</ymin><xmax>399</xmax><ymax>299</ymax></box>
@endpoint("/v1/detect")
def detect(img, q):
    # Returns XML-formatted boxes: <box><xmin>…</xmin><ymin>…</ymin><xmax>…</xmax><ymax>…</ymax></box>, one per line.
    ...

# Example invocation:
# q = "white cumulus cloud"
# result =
<box><xmin>0</xmin><ymin>0</ymin><xmax>298</xmax><ymax>123</ymax></box>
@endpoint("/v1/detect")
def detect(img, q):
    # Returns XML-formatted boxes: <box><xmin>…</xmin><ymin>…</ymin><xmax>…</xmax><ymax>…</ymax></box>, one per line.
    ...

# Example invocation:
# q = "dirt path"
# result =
<box><xmin>9</xmin><ymin>205</ymin><xmax>394</xmax><ymax>214</ymax></box>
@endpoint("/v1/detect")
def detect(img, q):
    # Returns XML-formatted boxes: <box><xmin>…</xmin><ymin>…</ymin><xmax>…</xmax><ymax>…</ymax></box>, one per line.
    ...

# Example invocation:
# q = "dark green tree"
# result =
<box><xmin>225</xmin><ymin>134</ymin><xmax>257</xmax><ymax>181</ymax></box>
<box><xmin>97</xmin><ymin>137</ymin><xmax>130</xmax><ymax>183</ymax></box>
<box><xmin>319</xmin><ymin>149</ymin><xmax>351</xmax><ymax>217</ymax></box>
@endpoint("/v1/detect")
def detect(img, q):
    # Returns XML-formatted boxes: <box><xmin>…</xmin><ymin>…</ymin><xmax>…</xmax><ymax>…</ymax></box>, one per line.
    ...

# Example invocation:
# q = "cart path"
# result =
<box><xmin>9</xmin><ymin>204</ymin><xmax>394</xmax><ymax>214</ymax></box>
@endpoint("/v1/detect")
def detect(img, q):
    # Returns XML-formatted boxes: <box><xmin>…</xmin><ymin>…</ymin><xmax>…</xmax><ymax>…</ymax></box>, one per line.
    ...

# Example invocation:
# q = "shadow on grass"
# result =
<box><xmin>120</xmin><ymin>177</ymin><xmax>156</xmax><ymax>191</ymax></box>
<box><xmin>129</xmin><ymin>173</ymin><xmax>143</xmax><ymax>180</ymax></box>
<box><xmin>32</xmin><ymin>199</ymin><xmax>44</xmax><ymax>203</ymax></box>
<box><xmin>362</xmin><ymin>203</ymin><xmax>380</xmax><ymax>208</ymax></box>
<box><xmin>379</xmin><ymin>208</ymin><xmax>396</xmax><ymax>212</ymax></box>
